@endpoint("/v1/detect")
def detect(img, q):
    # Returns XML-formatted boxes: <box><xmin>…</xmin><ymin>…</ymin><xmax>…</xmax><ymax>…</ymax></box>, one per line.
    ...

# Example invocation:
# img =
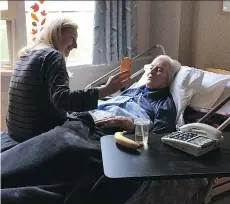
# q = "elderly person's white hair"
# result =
<box><xmin>144</xmin><ymin>55</ymin><xmax>181</xmax><ymax>84</ymax></box>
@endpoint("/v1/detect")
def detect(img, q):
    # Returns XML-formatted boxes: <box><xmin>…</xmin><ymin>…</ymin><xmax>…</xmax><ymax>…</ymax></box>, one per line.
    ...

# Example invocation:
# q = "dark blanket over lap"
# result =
<box><xmin>1</xmin><ymin>113</ymin><xmax>142</xmax><ymax>204</ymax></box>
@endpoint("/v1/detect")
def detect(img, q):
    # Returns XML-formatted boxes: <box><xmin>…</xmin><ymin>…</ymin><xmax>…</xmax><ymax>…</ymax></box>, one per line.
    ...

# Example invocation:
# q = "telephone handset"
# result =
<box><xmin>179</xmin><ymin>123</ymin><xmax>222</xmax><ymax>140</ymax></box>
<box><xmin>161</xmin><ymin>123</ymin><xmax>224</xmax><ymax>157</ymax></box>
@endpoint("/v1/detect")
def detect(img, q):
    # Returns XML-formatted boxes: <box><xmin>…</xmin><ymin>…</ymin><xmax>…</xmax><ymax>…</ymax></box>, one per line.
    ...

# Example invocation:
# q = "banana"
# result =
<box><xmin>114</xmin><ymin>132</ymin><xmax>140</xmax><ymax>149</ymax></box>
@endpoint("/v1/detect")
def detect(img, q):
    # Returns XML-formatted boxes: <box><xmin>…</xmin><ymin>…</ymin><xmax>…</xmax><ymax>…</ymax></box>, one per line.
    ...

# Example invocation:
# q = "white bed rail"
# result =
<box><xmin>84</xmin><ymin>44</ymin><xmax>166</xmax><ymax>90</ymax></box>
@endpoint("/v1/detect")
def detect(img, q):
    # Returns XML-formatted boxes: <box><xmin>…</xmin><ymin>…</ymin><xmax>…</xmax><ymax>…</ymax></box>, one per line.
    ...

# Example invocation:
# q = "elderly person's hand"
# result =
<box><xmin>95</xmin><ymin>116</ymin><xmax>135</xmax><ymax>133</ymax></box>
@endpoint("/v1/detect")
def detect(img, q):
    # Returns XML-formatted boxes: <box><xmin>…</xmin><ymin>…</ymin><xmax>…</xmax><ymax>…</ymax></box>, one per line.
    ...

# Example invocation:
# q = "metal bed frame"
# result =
<box><xmin>84</xmin><ymin>44</ymin><xmax>166</xmax><ymax>90</ymax></box>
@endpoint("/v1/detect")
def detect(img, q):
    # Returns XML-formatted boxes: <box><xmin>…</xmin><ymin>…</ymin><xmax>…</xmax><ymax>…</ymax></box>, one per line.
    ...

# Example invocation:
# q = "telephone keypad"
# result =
<box><xmin>165</xmin><ymin>131</ymin><xmax>197</xmax><ymax>140</ymax></box>
<box><xmin>189</xmin><ymin>137</ymin><xmax>215</xmax><ymax>147</ymax></box>
<box><xmin>164</xmin><ymin>131</ymin><xmax>216</xmax><ymax>148</ymax></box>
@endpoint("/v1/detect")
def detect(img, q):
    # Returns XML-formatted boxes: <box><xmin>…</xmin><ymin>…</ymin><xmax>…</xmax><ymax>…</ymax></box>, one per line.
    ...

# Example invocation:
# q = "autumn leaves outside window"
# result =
<box><xmin>30</xmin><ymin>0</ymin><xmax>47</xmax><ymax>41</ymax></box>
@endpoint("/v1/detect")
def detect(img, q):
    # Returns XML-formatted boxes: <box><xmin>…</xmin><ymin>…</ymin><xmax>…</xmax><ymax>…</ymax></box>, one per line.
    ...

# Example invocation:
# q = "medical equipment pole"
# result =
<box><xmin>84</xmin><ymin>44</ymin><xmax>166</xmax><ymax>90</ymax></box>
<box><xmin>217</xmin><ymin>117</ymin><xmax>230</xmax><ymax>132</ymax></box>
<box><xmin>197</xmin><ymin>94</ymin><xmax>230</xmax><ymax>123</ymax></box>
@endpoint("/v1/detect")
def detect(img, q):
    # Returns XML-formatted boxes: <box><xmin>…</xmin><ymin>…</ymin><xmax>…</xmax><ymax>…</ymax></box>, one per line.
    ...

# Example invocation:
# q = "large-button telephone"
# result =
<box><xmin>161</xmin><ymin>123</ymin><xmax>224</xmax><ymax>157</ymax></box>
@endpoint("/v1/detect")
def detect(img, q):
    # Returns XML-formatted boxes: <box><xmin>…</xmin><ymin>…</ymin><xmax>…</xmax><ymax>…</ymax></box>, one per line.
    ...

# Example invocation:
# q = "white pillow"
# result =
<box><xmin>190</xmin><ymin>71</ymin><xmax>230</xmax><ymax>110</ymax></box>
<box><xmin>170</xmin><ymin>66</ymin><xmax>204</xmax><ymax>126</ymax></box>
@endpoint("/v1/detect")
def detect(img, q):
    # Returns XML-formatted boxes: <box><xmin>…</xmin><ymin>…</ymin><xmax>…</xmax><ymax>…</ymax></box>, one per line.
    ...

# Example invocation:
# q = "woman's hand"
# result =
<box><xmin>98</xmin><ymin>71</ymin><xmax>131</xmax><ymax>99</ymax></box>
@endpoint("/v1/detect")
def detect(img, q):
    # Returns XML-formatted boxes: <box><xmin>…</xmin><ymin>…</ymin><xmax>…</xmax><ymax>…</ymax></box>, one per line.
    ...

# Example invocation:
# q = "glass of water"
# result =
<box><xmin>134</xmin><ymin>118</ymin><xmax>150</xmax><ymax>146</ymax></box>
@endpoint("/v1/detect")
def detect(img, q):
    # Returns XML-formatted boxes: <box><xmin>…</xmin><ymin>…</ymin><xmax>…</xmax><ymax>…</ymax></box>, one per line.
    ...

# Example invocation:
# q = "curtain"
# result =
<box><xmin>92</xmin><ymin>0</ymin><xmax>137</xmax><ymax>65</ymax></box>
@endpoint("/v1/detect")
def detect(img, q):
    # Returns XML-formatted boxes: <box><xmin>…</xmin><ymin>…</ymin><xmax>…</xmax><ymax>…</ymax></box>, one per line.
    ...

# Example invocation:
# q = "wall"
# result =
<box><xmin>150</xmin><ymin>1</ymin><xmax>230</xmax><ymax>70</ymax></box>
<box><xmin>150</xmin><ymin>0</ymin><xmax>195</xmax><ymax>65</ymax></box>
<box><xmin>136</xmin><ymin>1</ymin><xmax>151</xmax><ymax>54</ymax></box>
<box><xmin>150</xmin><ymin>1</ymin><xmax>182</xmax><ymax>60</ymax></box>
<box><xmin>191</xmin><ymin>1</ymin><xmax>230</xmax><ymax>70</ymax></box>
<box><xmin>178</xmin><ymin>1</ymin><xmax>194</xmax><ymax>66</ymax></box>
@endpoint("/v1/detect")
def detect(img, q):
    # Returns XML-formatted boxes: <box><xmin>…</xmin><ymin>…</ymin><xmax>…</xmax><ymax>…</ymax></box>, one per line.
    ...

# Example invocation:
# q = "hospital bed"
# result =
<box><xmin>85</xmin><ymin>44</ymin><xmax>230</xmax><ymax>203</ymax></box>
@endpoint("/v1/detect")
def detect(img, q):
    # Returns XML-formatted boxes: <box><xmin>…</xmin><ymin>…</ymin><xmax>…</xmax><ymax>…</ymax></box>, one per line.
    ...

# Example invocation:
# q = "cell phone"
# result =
<box><xmin>120</xmin><ymin>57</ymin><xmax>132</xmax><ymax>77</ymax></box>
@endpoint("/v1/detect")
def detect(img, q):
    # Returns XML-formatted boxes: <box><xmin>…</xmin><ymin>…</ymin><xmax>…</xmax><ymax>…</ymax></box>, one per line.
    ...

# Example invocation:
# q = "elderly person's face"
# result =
<box><xmin>59</xmin><ymin>28</ymin><xmax>78</xmax><ymax>57</ymax></box>
<box><xmin>145</xmin><ymin>58</ymin><xmax>170</xmax><ymax>89</ymax></box>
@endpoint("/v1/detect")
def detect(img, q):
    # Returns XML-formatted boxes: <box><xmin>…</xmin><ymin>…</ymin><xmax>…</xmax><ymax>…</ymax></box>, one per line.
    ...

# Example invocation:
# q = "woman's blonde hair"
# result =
<box><xmin>19</xmin><ymin>17</ymin><xmax>78</xmax><ymax>58</ymax></box>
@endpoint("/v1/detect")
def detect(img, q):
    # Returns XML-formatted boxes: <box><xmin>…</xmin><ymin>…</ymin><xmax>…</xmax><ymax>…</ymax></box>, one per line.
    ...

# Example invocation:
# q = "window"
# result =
<box><xmin>0</xmin><ymin>1</ymin><xmax>95</xmax><ymax>70</ymax></box>
<box><xmin>0</xmin><ymin>20</ymin><xmax>10</xmax><ymax>64</ymax></box>
<box><xmin>0</xmin><ymin>1</ymin><xmax>8</xmax><ymax>10</ymax></box>
<box><xmin>0</xmin><ymin>1</ymin><xmax>18</xmax><ymax>70</ymax></box>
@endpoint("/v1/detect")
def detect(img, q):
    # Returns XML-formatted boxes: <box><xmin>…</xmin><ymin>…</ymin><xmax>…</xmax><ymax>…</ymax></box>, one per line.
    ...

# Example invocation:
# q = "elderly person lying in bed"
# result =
<box><xmin>91</xmin><ymin>55</ymin><xmax>181</xmax><ymax>134</ymax></box>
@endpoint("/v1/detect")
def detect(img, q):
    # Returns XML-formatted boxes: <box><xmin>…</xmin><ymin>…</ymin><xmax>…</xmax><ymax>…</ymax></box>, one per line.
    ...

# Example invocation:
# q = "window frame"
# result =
<box><xmin>0</xmin><ymin>18</ymin><xmax>16</xmax><ymax>69</ymax></box>
<box><xmin>1</xmin><ymin>1</ymin><xmax>27</xmax><ymax>70</ymax></box>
